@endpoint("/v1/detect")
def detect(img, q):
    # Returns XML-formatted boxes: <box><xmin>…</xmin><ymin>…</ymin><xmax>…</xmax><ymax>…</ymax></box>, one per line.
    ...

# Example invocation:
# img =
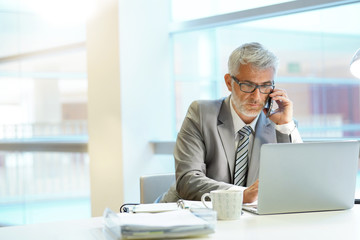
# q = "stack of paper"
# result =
<box><xmin>103</xmin><ymin>208</ymin><xmax>216</xmax><ymax>239</ymax></box>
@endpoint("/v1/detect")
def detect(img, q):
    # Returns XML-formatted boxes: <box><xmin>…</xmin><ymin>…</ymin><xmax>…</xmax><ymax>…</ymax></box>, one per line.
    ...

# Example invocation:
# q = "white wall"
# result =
<box><xmin>87</xmin><ymin>0</ymin><xmax>175</xmax><ymax>216</ymax></box>
<box><xmin>87</xmin><ymin>0</ymin><xmax>123</xmax><ymax>216</ymax></box>
<box><xmin>118</xmin><ymin>0</ymin><xmax>175</xmax><ymax>203</ymax></box>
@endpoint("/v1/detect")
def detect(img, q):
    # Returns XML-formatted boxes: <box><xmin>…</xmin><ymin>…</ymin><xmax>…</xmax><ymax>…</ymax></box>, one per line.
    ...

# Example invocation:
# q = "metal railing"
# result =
<box><xmin>0</xmin><ymin>121</ymin><xmax>90</xmax><ymax>225</ymax></box>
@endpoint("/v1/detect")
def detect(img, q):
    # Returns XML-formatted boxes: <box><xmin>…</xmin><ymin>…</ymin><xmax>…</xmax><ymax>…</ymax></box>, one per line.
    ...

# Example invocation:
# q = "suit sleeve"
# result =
<box><xmin>175</xmin><ymin>101</ymin><xmax>233</xmax><ymax>200</ymax></box>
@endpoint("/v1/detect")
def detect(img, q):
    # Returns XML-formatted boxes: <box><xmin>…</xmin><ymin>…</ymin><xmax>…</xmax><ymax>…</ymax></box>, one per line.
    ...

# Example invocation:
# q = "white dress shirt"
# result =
<box><xmin>228</xmin><ymin>99</ymin><xmax>302</xmax><ymax>191</ymax></box>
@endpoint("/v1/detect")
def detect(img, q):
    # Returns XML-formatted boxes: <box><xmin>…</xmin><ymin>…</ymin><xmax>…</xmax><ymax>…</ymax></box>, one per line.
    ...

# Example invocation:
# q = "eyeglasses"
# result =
<box><xmin>231</xmin><ymin>76</ymin><xmax>274</xmax><ymax>94</ymax></box>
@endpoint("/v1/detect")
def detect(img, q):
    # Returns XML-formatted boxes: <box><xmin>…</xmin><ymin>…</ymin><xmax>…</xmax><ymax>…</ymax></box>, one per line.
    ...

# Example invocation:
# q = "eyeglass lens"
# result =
<box><xmin>241</xmin><ymin>83</ymin><xmax>273</xmax><ymax>93</ymax></box>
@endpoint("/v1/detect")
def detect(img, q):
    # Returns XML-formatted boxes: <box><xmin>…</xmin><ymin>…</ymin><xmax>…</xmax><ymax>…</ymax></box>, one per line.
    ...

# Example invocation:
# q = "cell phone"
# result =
<box><xmin>265</xmin><ymin>95</ymin><xmax>273</xmax><ymax>118</ymax></box>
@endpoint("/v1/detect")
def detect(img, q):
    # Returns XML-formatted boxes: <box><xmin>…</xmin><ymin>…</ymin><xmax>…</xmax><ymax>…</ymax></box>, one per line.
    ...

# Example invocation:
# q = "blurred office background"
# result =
<box><xmin>0</xmin><ymin>0</ymin><xmax>359</xmax><ymax>226</ymax></box>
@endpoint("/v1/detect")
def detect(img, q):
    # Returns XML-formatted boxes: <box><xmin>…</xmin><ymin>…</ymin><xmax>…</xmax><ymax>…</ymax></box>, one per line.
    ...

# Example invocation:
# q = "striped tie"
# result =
<box><xmin>234</xmin><ymin>126</ymin><xmax>252</xmax><ymax>186</ymax></box>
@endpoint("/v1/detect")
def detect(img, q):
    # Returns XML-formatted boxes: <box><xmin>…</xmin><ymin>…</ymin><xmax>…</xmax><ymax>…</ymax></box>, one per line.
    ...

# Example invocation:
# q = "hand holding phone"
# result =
<box><xmin>264</xmin><ymin>88</ymin><xmax>294</xmax><ymax>125</ymax></box>
<box><xmin>265</xmin><ymin>94</ymin><xmax>273</xmax><ymax>118</ymax></box>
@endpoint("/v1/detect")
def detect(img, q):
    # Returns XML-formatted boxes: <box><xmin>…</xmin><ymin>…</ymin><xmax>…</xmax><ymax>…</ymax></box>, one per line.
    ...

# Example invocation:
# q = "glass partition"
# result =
<box><xmin>0</xmin><ymin>151</ymin><xmax>90</xmax><ymax>225</ymax></box>
<box><xmin>172</xmin><ymin>2</ymin><xmax>360</xmax><ymax>198</ymax></box>
<box><xmin>173</xmin><ymin>2</ymin><xmax>360</xmax><ymax>138</ymax></box>
<box><xmin>0</xmin><ymin>0</ymin><xmax>89</xmax><ymax>225</ymax></box>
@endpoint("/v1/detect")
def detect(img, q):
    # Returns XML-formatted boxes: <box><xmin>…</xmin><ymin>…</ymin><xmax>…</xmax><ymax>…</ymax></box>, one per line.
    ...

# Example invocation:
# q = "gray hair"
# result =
<box><xmin>228</xmin><ymin>42</ymin><xmax>279</xmax><ymax>76</ymax></box>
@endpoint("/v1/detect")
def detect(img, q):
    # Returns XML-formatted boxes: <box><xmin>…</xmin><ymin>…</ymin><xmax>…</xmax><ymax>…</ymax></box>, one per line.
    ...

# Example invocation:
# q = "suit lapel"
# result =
<box><xmin>217</xmin><ymin>97</ymin><xmax>236</xmax><ymax>180</ymax></box>
<box><xmin>217</xmin><ymin>96</ymin><xmax>278</xmax><ymax>185</ymax></box>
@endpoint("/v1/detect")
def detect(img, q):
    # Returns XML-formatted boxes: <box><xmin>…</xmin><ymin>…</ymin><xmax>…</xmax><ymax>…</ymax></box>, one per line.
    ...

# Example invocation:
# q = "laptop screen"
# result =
<box><xmin>256</xmin><ymin>141</ymin><xmax>359</xmax><ymax>215</ymax></box>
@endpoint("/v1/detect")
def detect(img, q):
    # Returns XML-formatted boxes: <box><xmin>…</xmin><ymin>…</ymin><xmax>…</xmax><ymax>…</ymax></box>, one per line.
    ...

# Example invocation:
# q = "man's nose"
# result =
<box><xmin>251</xmin><ymin>87</ymin><xmax>262</xmax><ymax>98</ymax></box>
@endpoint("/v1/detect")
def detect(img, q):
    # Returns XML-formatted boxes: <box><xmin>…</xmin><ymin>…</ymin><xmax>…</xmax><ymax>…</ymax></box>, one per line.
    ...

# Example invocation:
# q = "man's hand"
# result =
<box><xmin>263</xmin><ymin>88</ymin><xmax>293</xmax><ymax>125</ymax></box>
<box><xmin>243</xmin><ymin>179</ymin><xmax>258</xmax><ymax>204</ymax></box>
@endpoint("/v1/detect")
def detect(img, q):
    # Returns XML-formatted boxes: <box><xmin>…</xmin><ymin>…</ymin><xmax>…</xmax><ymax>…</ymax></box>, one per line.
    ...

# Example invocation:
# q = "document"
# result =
<box><xmin>103</xmin><ymin>208</ymin><xmax>215</xmax><ymax>239</ymax></box>
<box><xmin>131</xmin><ymin>203</ymin><xmax>179</xmax><ymax>213</ymax></box>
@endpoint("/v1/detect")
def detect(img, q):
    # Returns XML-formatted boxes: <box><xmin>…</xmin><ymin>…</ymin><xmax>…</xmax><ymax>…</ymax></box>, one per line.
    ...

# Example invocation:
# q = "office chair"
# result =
<box><xmin>140</xmin><ymin>173</ymin><xmax>175</xmax><ymax>204</ymax></box>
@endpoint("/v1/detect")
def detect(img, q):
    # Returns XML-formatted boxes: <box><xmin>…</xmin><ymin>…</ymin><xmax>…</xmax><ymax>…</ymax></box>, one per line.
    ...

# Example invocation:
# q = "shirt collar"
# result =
<box><xmin>230</xmin><ymin>98</ymin><xmax>259</xmax><ymax>134</ymax></box>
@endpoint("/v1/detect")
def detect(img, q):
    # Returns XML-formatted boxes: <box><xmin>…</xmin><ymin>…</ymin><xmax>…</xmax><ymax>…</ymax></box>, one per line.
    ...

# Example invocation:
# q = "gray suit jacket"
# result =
<box><xmin>160</xmin><ymin>96</ymin><xmax>301</xmax><ymax>202</ymax></box>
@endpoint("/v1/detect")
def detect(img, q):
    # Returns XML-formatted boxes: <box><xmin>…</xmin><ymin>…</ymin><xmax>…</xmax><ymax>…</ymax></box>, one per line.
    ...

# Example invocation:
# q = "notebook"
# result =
<box><xmin>243</xmin><ymin>141</ymin><xmax>359</xmax><ymax>215</ymax></box>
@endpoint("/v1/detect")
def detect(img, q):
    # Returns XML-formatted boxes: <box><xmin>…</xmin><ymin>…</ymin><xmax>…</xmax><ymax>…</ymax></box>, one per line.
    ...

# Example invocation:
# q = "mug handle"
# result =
<box><xmin>201</xmin><ymin>193</ymin><xmax>212</xmax><ymax>209</ymax></box>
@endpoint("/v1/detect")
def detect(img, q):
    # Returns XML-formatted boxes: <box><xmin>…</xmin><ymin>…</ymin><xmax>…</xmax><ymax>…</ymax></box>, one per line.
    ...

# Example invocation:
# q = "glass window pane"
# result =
<box><xmin>173</xmin><ymin>3</ymin><xmax>360</xmax><ymax>137</ymax></box>
<box><xmin>0</xmin><ymin>0</ymin><xmax>89</xmax><ymax>225</ymax></box>
<box><xmin>172</xmin><ymin>2</ymin><xmax>360</xmax><ymax>199</ymax></box>
<box><xmin>0</xmin><ymin>151</ymin><xmax>90</xmax><ymax>225</ymax></box>
<box><xmin>0</xmin><ymin>50</ymin><xmax>87</xmax><ymax>138</ymax></box>
<box><xmin>0</xmin><ymin>7</ymin><xmax>86</xmax><ymax>57</ymax></box>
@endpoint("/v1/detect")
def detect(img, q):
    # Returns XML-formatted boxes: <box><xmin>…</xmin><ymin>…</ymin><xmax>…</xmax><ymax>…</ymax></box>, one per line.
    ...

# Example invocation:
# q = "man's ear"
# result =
<box><xmin>224</xmin><ymin>74</ymin><xmax>232</xmax><ymax>91</ymax></box>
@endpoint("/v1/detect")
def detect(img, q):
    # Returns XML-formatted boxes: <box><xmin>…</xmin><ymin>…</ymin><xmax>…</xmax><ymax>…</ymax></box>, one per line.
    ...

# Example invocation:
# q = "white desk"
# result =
<box><xmin>1</xmin><ymin>205</ymin><xmax>360</xmax><ymax>240</ymax></box>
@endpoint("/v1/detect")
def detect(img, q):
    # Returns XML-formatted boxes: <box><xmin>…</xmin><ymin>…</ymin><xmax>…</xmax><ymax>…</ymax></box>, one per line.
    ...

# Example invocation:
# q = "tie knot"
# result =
<box><xmin>239</xmin><ymin>126</ymin><xmax>252</xmax><ymax>137</ymax></box>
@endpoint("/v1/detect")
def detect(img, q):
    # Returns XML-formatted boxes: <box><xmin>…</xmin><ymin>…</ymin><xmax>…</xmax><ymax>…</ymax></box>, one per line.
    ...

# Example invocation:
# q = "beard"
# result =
<box><xmin>231</xmin><ymin>92</ymin><xmax>265</xmax><ymax>118</ymax></box>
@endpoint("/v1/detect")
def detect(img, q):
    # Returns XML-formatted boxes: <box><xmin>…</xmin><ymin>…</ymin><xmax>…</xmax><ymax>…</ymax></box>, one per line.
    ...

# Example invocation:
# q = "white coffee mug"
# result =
<box><xmin>201</xmin><ymin>189</ymin><xmax>243</xmax><ymax>220</ymax></box>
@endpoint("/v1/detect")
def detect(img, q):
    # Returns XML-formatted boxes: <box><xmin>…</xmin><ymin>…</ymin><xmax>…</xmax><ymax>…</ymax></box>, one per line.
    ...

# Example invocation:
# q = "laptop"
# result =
<box><xmin>243</xmin><ymin>141</ymin><xmax>359</xmax><ymax>215</ymax></box>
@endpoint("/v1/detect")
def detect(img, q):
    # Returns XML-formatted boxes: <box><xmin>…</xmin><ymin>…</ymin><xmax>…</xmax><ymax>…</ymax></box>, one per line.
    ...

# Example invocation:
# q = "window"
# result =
<box><xmin>172</xmin><ymin>2</ymin><xmax>360</xmax><ymax>138</ymax></box>
<box><xmin>0</xmin><ymin>0</ymin><xmax>90</xmax><ymax>225</ymax></box>
<box><xmin>171</xmin><ymin>1</ymin><xmax>360</xmax><ymax>198</ymax></box>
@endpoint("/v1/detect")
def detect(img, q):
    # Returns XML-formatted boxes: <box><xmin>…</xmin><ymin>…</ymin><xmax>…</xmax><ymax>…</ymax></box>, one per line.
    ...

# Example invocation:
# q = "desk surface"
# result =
<box><xmin>1</xmin><ymin>205</ymin><xmax>359</xmax><ymax>240</ymax></box>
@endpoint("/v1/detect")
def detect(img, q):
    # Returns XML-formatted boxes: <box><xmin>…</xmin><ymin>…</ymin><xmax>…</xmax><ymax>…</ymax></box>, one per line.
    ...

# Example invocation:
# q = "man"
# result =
<box><xmin>160</xmin><ymin>42</ymin><xmax>302</xmax><ymax>204</ymax></box>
